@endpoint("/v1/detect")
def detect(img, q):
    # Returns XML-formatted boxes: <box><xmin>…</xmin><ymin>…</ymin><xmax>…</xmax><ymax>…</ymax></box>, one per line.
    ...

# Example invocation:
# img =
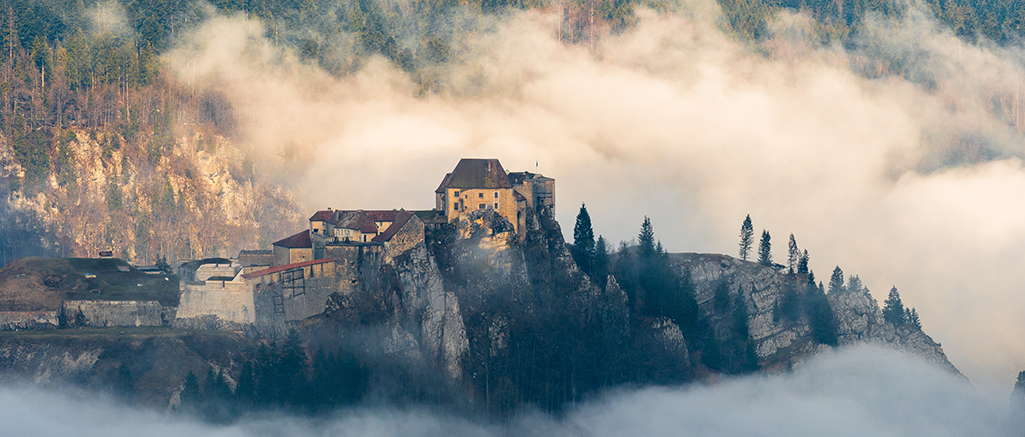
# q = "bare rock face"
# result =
<box><xmin>829</xmin><ymin>290</ymin><xmax>964</xmax><ymax>378</ymax></box>
<box><xmin>394</xmin><ymin>243</ymin><xmax>467</xmax><ymax>379</ymax></box>
<box><xmin>675</xmin><ymin>253</ymin><xmax>962</xmax><ymax>376</ymax></box>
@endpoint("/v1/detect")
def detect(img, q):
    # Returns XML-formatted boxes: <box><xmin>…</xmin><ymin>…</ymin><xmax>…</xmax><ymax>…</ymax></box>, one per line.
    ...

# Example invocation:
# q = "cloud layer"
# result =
<box><xmin>0</xmin><ymin>346</ymin><xmax>1013</xmax><ymax>436</ymax></box>
<box><xmin>164</xmin><ymin>0</ymin><xmax>1025</xmax><ymax>393</ymax></box>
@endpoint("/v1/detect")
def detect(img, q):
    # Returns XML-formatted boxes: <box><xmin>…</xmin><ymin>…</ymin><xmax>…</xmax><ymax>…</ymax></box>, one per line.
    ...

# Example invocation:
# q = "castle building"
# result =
<box><xmin>435</xmin><ymin>158</ymin><xmax>555</xmax><ymax>234</ymax></box>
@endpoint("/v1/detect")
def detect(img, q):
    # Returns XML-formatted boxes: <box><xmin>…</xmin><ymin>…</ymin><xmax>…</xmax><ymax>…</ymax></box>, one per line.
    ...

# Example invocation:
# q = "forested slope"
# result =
<box><xmin>0</xmin><ymin>0</ymin><xmax>1021</xmax><ymax>264</ymax></box>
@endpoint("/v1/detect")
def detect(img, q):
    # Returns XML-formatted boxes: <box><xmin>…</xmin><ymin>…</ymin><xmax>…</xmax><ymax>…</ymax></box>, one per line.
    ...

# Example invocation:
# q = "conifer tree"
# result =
<box><xmin>592</xmin><ymin>235</ymin><xmax>609</xmax><ymax>288</ymax></box>
<box><xmin>883</xmin><ymin>286</ymin><xmax>906</xmax><ymax>325</ymax></box>
<box><xmin>909</xmin><ymin>308</ymin><xmax>921</xmax><ymax>329</ymax></box>
<box><xmin>757</xmin><ymin>230</ymin><xmax>772</xmax><ymax>266</ymax></box>
<box><xmin>638</xmin><ymin>216</ymin><xmax>656</xmax><ymax>260</ymax></box>
<box><xmin>847</xmin><ymin>274</ymin><xmax>865</xmax><ymax>294</ymax></box>
<box><xmin>787</xmin><ymin>234</ymin><xmax>798</xmax><ymax>273</ymax></box>
<box><xmin>572</xmin><ymin>203</ymin><xmax>595</xmax><ymax>274</ymax></box>
<box><xmin>828</xmin><ymin>267</ymin><xmax>845</xmax><ymax>294</ymax></box>
<box><xmin>739</xmin><ymin>215</ymin><xmax>754</xmax><ymax>261</ymax></box>
<box><xmin>797</xmin><ymin>249</ymin><xmax>809</xmax><ymax>274</ymax></box>
<box><xmin>1012</xmin><ymin>371</ymin><xmax>1025</xmax><ymax>415</ymax></box>
<box><xmin>805</xmin><ymin>273</ymin><xmax>838</xmax><ymax>345</ymax></box>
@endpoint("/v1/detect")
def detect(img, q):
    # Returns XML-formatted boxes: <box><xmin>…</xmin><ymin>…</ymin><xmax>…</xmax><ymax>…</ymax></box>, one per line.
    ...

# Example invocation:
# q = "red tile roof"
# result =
<box><xmin>242</xmin><ymin>259</ymin><xmax>333</xmax><ymax>279</ymax></box>
<box><xmin>371</xmin><ymin>211</ymin><xmax>415</xmax><ymax>242</ymax></box>
<box><xmin>272</xmin><ymin>230</ymin><xmax>312</xmax><ymax>248</ymax></box>
<box><xmin>513</xmin><ymin>189</ymin><xmax>527</xmax><ymax>201</ymax></box>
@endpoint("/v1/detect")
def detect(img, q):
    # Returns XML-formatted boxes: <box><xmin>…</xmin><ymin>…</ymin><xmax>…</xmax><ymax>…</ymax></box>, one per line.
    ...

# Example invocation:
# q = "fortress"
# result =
<box><xmin>173</xmin><ymin>158</ymin><xmax>555</xmax><ymax>330</ymax></box>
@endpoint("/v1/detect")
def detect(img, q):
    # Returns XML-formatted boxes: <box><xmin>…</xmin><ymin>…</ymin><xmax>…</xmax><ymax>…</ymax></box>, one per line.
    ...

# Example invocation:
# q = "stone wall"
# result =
<box><xmin>194</xmin><ymin>264</ymin><xmax>237</xmax><ymax>281</ymax></box>
<box><xmin>62</xmin><ymin>300</ymin><xmax>172</xmax><ymax>327</ymax></box>
<box><xmin>0</xmin><ymin>311</ymin><xmax>59</xmax><ymax>330</ymax></box>
<box><xmin>175</xmin><ymin>281</ymin><xmax>254</xmax><ymax>325</ymax></box>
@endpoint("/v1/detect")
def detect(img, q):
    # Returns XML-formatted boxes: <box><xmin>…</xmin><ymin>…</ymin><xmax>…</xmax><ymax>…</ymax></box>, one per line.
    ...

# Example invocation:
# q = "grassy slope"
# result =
<box><xmin>0</xmin><ymin>257</ymin><xmax>180</xmax><ymax>308</ymax></box>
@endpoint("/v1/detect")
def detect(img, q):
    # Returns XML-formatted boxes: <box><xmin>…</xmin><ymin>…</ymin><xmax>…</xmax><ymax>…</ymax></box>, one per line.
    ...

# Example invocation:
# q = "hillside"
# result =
<box><xmin>0</xmin><ymin>209</ymin><xmax>962</xmax><ymax>419</ymax></box>
<box><xmin>0</xmin><ymin>257</ymin><xmax>179</xmax><ymax>308</ymax></box>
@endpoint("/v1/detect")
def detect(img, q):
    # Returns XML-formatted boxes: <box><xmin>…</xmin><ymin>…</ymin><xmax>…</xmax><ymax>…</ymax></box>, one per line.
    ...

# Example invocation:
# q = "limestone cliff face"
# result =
<box><xmin>677</xmin><ymin>253</ymin><xmax>961</xmax><ymax>375</ymax></box>
<box><xmin>0</xmin><ymin>128</ymin><xmax>302</xmax><ymax>265</ymax></box>
<box><xmin>829</xmin><ymin>288</ymin><xmax>963</xmax><ymax>377</ymax></box>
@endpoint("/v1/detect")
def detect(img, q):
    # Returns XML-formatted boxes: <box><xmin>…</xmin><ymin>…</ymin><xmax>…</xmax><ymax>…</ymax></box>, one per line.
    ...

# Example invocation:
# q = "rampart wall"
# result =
<box><xmin>62</xmin><ymin>300</ymin><xmax>172</xmax><ymax>327</ymax></box>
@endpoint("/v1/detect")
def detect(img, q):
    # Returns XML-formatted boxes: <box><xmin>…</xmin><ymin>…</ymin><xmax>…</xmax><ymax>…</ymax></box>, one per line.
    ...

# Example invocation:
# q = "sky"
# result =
<box><xmin>163</xmin><ymin>0</ymin><xmax>1025</xmax><ymax>396</ymax></box>
<box><xmin>1</xmin><ymin>345</ymin><xmax>1016</xmax><ymax>436</ymax></box>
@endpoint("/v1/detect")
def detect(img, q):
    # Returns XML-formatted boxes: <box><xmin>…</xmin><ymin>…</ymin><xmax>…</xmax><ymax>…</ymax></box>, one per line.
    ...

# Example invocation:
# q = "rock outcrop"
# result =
<box><xmin>677</xmin><ymin>253</ymin><xmax>961</xmax><ymax>375</ymax></box>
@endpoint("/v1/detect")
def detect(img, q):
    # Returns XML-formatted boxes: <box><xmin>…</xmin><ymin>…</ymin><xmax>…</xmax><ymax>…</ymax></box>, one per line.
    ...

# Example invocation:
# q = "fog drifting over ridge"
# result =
<box><xmin>0</xmin><ymin>346</ymin><xmax>1013</xmax><ymax>436</ymax></box>
<box><xmin>165</xmin><ymin>0</ymin><xmax>1025</xmax><ymax>393</ymax></box>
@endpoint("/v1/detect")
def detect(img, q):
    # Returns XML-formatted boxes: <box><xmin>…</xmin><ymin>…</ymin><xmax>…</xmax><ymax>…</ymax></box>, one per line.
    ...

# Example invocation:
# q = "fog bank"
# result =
<box><xmin>0</xmin><ymin>346</ymin><xmax>1013</xmax><ymax>436</ymax></box>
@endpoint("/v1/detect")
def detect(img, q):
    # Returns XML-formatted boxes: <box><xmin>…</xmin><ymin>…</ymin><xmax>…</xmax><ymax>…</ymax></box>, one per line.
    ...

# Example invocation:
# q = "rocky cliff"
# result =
<box><xmin>0</xmin><ymin>127</ymin><xmax>302</xmax><ymax>266</ymax></box>
<box><xmin>680</xmin><ymin>253</ymin><xmax>959</xmax><ymax>376</ymax></box>
<box><xmin>0</xmin><ymin>209</ymin><xmax>964</xmax><ymax>415</ymax></box>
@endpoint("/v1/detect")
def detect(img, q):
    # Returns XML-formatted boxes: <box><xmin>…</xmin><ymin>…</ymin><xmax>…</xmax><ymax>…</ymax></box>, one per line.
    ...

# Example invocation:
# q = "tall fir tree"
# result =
<box><xmin>638</xmin><ymin>216</ymin><xmax>656</xmax><ymax>260</ymax></box>
<box><xmin>739</xmin><ymin>215</ymin><xmax>754</xmax><ymax>261</ymax></box>
<box><xmin>592</xmin><ymin>235</ymin><xmax>609</xmax><ymax>288</ymax></box>
<box><xmin>757</xmin><ymin>230</ymin><xmax>772</xmax><ymax>266</ymax></box>
<box><xmin>847</xmin><ymin>274</ymin><xmax>865</xmax><ymax>294</ymax></box>
<box><xmin>797</xmin><ymin>249</ymin><xmax>809</xmax><ymax>274</ymax></box>
<box><xmin>828</xmin><ymin>266</ymin><xmax>845</xmax><ymax>294</ymax></box>
<box><xmin>805</xmin><ymin>274</ymin><xmax>838</xmax><ymax>345</ymax></box>
<box><xmin>883</xmin><ymin>286</ymin><xmax>906</xmax><ymax>325</ymax></box>
<box><xmin>908</xmin><ymin>308</ymin><xmax>921</xmax><ymax>329</ymax></box>
<box><xmin>572</xmin><ymin>203</ymin><xmax>595</xmax><ymax>274</ymax></box>
<box><xmin>787</xmin><ymin>234</ymin><xmax>798</xmax><ymax>273</ymax></box>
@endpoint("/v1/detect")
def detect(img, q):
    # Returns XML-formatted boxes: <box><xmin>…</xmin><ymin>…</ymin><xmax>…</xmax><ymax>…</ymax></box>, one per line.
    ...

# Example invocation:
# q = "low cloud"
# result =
<box><xmin>0</xmin><ymin>346</ymin><xmax>1012</xmax><ymax>436</ymax></box>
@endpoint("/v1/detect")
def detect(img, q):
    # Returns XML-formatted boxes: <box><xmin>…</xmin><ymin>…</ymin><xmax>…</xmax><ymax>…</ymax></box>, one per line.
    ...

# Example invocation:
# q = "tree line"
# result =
<box><xmin>739</xmin><ymin>214</ymin><xmax>923</xmax><ymax>337</ymax></box>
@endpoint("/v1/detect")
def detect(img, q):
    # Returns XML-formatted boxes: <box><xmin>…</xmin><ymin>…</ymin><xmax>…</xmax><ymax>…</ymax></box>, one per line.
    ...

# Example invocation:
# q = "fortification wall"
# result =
<box><xmin>62</xmin><ymin>300</ymin><xmax>172</xmax><ymax>327</ymax></box>
<box><xmin>194</xmin><ymin>264</ymin><xmax>237</xmax><ymax>281</ymax></box>
<box><xmin>280</xmin><ymin>276</ymin><xmax>341</xmax><ymax>322</ymax></box>
<box><xmin>0</xmin><ymin>311</ymin><xmax>58</xmax><ymax>330</ymax></box>
<box><xmin>175</xmin><ymin>282</ymin><xmax>254</xmax><ymax>325</ymax></box>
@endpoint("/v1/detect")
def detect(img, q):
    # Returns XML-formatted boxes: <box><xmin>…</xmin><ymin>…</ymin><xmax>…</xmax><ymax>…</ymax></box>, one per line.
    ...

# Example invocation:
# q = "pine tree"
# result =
<box><xmin>847</xmin><ymin>274</ymin><xmax>865</xmax><ymax>294</ymax></box>
<box><xmin>797</xmin><ymin>249</ymin><xmax>809</xmax><ymax>274</ymax></box>
<box><xmin>787</xmin><ymin>234</ymin><xmax>798</xmax><ymax>273</ymax></box>
<box><xmin>883</xmin><ymin>286</ymin><xmax>906</xmax><ymax>325</ymax></box>
<box><xmin>1012</xmin><ymin>371</ymin><xmax>1025</xmax><ymax>415</ymax></box>
<box><xmin>592</xmin><ymin>235</ymin><xmax>609</xmax><ymax>288</ymax></box>
<box><xmin>805</xmin><ymin>274</ymin><xmax>838</xmax><ymax>345</ymax></box>
<box><xmin>572</xmin><ymin>203</ymin><xmax>595</xmax><ymax>274</ymax></box>
<box><xmin>908</xmin><ymin>308</ymin><xmax>921</xmax><ymax>329</ymax></box>
<box><xmin>739</xmin><ymin>215</ymin><xmax>754</xmax><ymax>261</ymax></box>
<box><xmin>828</xmin><ymin>266</ymin><xmax>845</xmax><ymax>294</ymax></box>
<box><xmin>178</xmin><ymin>371</ymin><xmax>201</xmax><ymax>413</ymax></box>
<box><xmin>757</xmin><ymin>230</ymin><xmax>772</xmax><ymax>266</ymax></box>
<box><xmin>638</xmin><ymin>216</ymin><xmax>656</xmax><ymax>260</ymax></box>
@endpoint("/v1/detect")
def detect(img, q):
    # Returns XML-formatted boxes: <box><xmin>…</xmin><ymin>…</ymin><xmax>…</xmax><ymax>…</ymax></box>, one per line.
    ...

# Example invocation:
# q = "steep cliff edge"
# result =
<box><xmin>679</xmin><ymin>253</ymin><xmax>960</xmax><ymax>376</ymax></box>
<box><xmin>0</xmin><ymin>211</ymin><xmax>964</xmax><ymax>414</ymax></box>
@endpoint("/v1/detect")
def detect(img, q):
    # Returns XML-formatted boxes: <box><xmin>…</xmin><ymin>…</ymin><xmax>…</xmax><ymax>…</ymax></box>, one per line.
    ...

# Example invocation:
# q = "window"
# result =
<box><xmin>478</xmin><ymin>192</ymin><xmax>483</xmax><ymax>198</ymax></box>
<box><xmin>494</xmin><ymin>191</ymin><xmax>498</xmax><ymax>198</ymax></box>
<box><xmin>494</xmin><ymin>203</ymin><xmax>499</xmax><ymax>209</ymax></box>
<box><xmin>454</xmin><ymin>190</ymin><xmax>459</xmax><ymax>197</ymax></box>
<box><xmin>479</xmin><ymin>203</ymin><xmax>485</xmax><ymax>209</ymax></box>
